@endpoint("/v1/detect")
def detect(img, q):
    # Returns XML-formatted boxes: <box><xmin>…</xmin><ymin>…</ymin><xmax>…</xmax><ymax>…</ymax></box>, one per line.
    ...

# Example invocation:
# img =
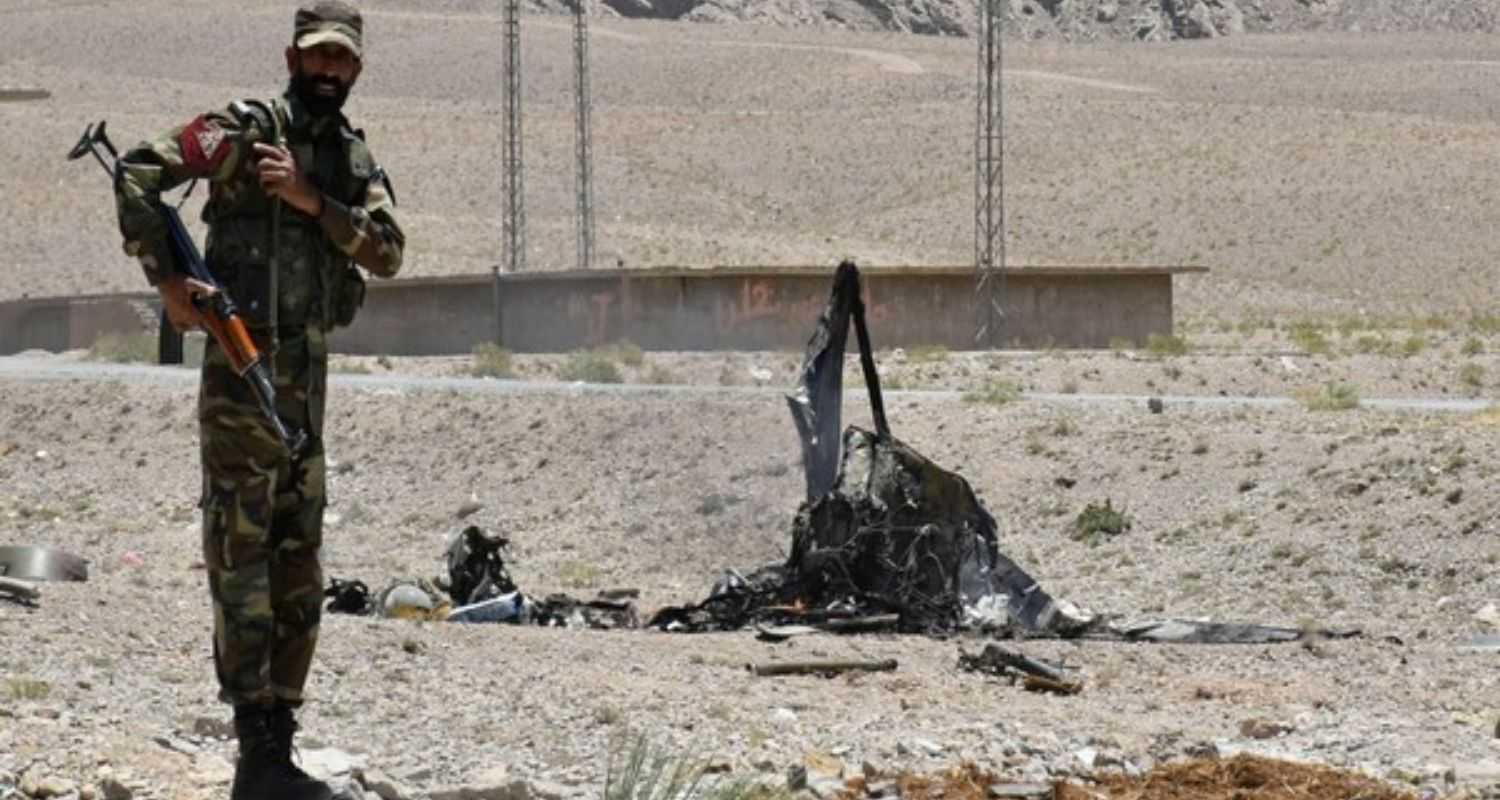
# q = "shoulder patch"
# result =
<box><xmin>179</xmin><ymin>115</ymin><xmax>231</xmax><ymax>173</ymax></box>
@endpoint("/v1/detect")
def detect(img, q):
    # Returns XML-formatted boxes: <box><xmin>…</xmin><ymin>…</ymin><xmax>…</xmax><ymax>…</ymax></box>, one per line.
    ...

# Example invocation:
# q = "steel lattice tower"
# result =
<box><xmin>572</xmin><ymin>0</ymin><xmax>596</xmax><ymax>272</ymax></box>
<box><xmin>974</xmin><ymin>0</ymin><xmax>1005</xmax><ymax>348</ymax></box>
<box><xmin>498</xmin><ymin>0</ymin><xmax>526</xmax><ymax>341</ymax></box>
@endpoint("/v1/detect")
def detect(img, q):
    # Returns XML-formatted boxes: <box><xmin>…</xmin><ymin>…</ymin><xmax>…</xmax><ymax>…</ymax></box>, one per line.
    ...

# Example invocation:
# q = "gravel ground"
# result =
<box><xmin>1</xmin><ymin>341</ymin><xmax>1497</xmax><ymax>799</ymax></box>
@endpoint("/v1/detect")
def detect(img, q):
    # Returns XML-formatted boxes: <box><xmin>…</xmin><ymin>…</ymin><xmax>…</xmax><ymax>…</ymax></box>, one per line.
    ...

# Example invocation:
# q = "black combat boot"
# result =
<box><xmin>230</xmin><ymin>705</ymin><xmax>333</xmax><ymax>800</ymax></box>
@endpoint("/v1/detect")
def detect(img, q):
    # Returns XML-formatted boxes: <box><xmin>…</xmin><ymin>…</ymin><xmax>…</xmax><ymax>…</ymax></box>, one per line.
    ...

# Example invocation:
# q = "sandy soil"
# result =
<box><xmin>4</xmin><ymin>1</ymin><xmax>1500</xmax><ymax>322</ymax></box>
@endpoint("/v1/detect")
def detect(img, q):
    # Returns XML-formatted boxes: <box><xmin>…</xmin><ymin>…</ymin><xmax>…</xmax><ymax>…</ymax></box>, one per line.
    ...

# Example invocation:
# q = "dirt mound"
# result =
<box><xmin>1057</xmin><ymin>754</ymin><xmax>1420</xmax><ymax>800</ymax></box>
<box><xmin>855</xmin><ymin>757</ymin><xmax>1421</xmax><ymax>800</ymax></box>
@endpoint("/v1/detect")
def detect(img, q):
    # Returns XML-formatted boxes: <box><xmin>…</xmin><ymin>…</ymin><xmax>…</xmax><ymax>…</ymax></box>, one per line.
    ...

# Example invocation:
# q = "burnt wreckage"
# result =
<box><xmin>652</xmin><ymin>262</ymin><xmax>1357</xmax><ymax>646</ymax></box>
<box><xmin>328</xmin><ymin>261</ymin><xmax>1355</xmax><ymax>645</ymax></box>
<box><xmin>651</xmin><ymin>261</ymin><xmax>1088</xmax><ymax>635</ymax></box>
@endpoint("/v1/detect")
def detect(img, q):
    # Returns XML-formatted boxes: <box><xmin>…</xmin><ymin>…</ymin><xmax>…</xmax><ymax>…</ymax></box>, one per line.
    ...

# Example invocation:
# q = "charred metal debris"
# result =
<box><xmin>648</xmin><ymin>261</ymin><xmax>1360</xmax><ymax>647</ymax></box>
<box><xmin>324</xmin><ymin>524</ymin><xmax>639</xmax><ymax>630</ymax></box>
<box><xmin>325</xmin><ymin>261</ymin><xmax>1359</xmax><ymax>649</ymax></box>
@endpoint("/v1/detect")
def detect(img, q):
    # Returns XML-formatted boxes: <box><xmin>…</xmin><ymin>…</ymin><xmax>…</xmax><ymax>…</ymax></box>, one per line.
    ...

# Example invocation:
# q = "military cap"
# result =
<box><xmin>295</xmin><ymin>1</ymin><xmax>363</xmax><ymax>58</ymax></box>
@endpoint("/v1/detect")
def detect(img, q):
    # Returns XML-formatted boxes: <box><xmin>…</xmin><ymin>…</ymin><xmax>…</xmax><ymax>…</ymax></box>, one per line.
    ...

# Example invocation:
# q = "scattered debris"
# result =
<box><xmin>0</xmin><ymin>545</ymin><xmax>88</xmax><ymax>581</ymax></box>
<box><xmin>1463</xmin><ymin>634</ymin><xmax>1500</xmax><ymax>653</ymax></box>
<box><xmin>1114</xmin><ymin>619</ymin><xmax>1360</xmax><ymax>644</ymax></box>
<box><xmin>958</xmin><ymin>644</ymin><xmax>1082</xmax><ymax>695</ymax></box>
<box><xmin>0</xmin><ymin>87</ymin><xmax>50</xmax><ymax>103</ymax></box>
<box><xmin>748</xmin><ymin>658</ymin><xmax>898</xmax><ymax>677</ymax></box>
<box><xmin>0</xmin><ymin>575</ymin><xmax>41</xmax><ymax>603</ymax></box>
<box><xmin>325</xmin><ymin>578</ymin><xmax>371</xmax><ymax>614</ymax></box>
<box><xmin>325</xmin><ymin>523</ymin><xmax>639</xmax><ymax>630</ymax></box>
<box><xmin>444</xmin><ymin>524</ymin><xmax>516</xmax><ymax>606</ymax></box>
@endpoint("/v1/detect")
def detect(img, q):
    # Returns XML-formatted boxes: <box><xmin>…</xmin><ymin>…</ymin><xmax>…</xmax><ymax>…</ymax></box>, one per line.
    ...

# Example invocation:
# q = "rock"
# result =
<box><xmin>1074</xmin><ymin>747</ymin><xmax>1098</xmax><ymax>771</ymax></box>
<box><xmin>1214</xmin><ymin>0</ymin><xmax>1246</xmax><ymax>34</ymax></box>
<box><xmin>330</xmin><ymin>777</ymin><xmax>368</xmax><ymax>800</ymax></box>
<box><xmin>299</xmin><ymin>747</ymin><xmax>361</xmax><ymax>780</ymax></box>
<box><xmin>1475</xmin><ymin>602</ymin><xmax>1500</xmax><ymax>628</ymax></box>
<box><xmin>190</xmin><ymin>715</ymin><xmax>234</xmax><ymax>739</ymax></box>
<box><xmin>914</xmin><ymin>739</ymin><xmax>945</xmax><ymax>756</ymax></box>
<box><xmin>1147</xmin><ymin>397</ymin><xmax>1165</xmax><ymax>414</ymax></box>
<box><xmin>771</xmin><ymin>707</ymin><xmax>798</xmax><ymax>726</ymax></box>
<box><xmin>152</xmin><ymin>734</ymin><xmax>200</xmax><ymax>756</ymax></box>
<box><xmin>456</xmin><ymin>501</ymin><xmax>484</xmax><ymax>520</ymax></box>
<box><xmin>786</xmin><ymin>764</ymin><xmax>808</xmax><ymax>792</ymax></box>
<box><xmin>191</xmin><ymin>753</ymin><xmax>235</xmax><ymax>786</ymax></box>
<box><xmin>429</xmin><ymin>768</ymin><xmax>531</xmax><ymax>800</ymax></box>
<box><xmin>361</xmin><ymin>768</ymin><xmax>414</xmax><ymax>800</ymax></box>
<box><xmin>803</xmin><ymin>751</ymin><xmax>844</xmax><ymax>779</ymax></box>
<box><xmin>1181</xmin><ymin>1</ymin><xmax>1219</xmax><ymax>37</ymax></box>
<box><xmin>97</xmin><ymin>774</ymin><xmax>132</xmax><ymax>800</ymax></box>
<box><xmin>528</xmin><ymin>779</ymin><xmax>568</xmax><ymax>800</ymax></box>
<box><xmin>80</xmin><ymin>784</ymin><xmax>98</xmax><ymax>800</ymax></box>
<box><xmin>1239</xmin><ymin>718</ymin><xmax>1294</xmax><ymax>739</ymax></box>
<box><xmin>1096</xmin><ymin>1</ymin><xmax>1118</xmax><ymax>22</ymax></box>
<box><xmin>30</xmin><ymin>776</ymin><xmax>80</xmax><ymax>798</ymax></box>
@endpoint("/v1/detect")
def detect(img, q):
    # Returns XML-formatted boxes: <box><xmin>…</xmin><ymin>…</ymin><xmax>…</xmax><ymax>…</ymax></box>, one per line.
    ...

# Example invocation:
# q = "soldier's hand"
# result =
<box><xmin>157</xmin><ymin>276</ymin><xmax>217</xmax><ymax>332</ymax></box>
<box><xmin>254</xmin><ymin>143</ymin><xmax>324</xmax><ymax>218</ymax></box>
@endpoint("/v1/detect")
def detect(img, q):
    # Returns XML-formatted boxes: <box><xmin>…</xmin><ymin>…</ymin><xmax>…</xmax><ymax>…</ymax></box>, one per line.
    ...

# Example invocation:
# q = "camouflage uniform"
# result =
<box><xmin>114</xmin><ymin>42</ymin><xmax>403</xmax><ymax>712</ymax></box>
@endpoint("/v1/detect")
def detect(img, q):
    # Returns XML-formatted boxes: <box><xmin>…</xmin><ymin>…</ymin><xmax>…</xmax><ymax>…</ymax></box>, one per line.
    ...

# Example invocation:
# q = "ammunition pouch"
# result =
<box><xmin>328</xmin><ymin>263</ymin><xmax>365</xmax><ymax>330</ymax></box>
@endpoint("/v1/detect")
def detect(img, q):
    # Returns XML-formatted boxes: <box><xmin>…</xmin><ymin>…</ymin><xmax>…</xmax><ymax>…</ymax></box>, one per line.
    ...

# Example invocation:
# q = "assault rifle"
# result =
<box><xmin>69</xmin><ymin>120</ymin><xmax>309</xmax><ymax>457</ymax></box>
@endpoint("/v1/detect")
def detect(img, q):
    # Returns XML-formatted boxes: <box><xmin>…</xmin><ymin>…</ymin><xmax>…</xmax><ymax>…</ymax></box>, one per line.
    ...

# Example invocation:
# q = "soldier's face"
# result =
<box><xmin>285</xmin><ymin>43</ymin><xmax>361</xmax><ymax>115</ymax></box>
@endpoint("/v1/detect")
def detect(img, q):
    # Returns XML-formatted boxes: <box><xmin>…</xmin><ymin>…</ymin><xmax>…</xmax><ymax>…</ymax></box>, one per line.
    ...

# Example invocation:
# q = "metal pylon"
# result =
<box><xmin>498</xmin><ymin>0</ymin><xmax>526</xmax><ymax>342</ymax></box>
<box><xmin>572</xmin><ymin>0</ymin><xmax>596</xmax><ymax>272</ymax></box>
<box><xmin>974</xmin><ymin>0</ymin><xmax>1005</xmax><ymax>348</ymax></box>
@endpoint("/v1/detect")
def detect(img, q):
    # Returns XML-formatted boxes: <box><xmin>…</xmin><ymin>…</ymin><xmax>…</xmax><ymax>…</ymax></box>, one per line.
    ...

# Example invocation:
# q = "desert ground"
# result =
<box><xmin>2</xmin><ymin>1</ymin><xmax>1499</xmax><ymax>799</ymax></box>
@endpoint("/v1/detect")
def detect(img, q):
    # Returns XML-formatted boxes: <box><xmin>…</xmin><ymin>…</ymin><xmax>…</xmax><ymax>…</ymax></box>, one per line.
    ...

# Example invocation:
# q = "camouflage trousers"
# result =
<box><xmin>199</xmin><ymin>325</ymin><xmax>329</xmax><ymax>708</ymax></box>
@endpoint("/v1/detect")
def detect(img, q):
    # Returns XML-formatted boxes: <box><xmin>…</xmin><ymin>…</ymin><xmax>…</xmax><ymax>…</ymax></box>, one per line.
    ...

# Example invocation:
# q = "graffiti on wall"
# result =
<box><xmin>557</xmin><ymin>276</ymin><xmax>895</xmax><ymax>346</ymax></box>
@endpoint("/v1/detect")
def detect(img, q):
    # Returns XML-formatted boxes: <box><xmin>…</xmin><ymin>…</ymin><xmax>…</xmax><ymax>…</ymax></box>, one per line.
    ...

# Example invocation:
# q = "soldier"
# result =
<box><xmin>112</xmin><ymin>3</ymin><xmax>403</xmax><ymax>798</ymax></box>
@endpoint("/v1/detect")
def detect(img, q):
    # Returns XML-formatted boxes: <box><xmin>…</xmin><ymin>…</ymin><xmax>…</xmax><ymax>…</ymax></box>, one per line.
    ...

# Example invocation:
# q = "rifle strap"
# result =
<box><xmin>267</xmin><ymin>97</ymin><xmax>284</xmax><ymax>361</ymax></box>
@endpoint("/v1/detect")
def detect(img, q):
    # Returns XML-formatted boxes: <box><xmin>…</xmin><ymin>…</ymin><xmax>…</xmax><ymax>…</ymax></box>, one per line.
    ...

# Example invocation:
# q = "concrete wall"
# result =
<box><xmin>0</xmin><ymin>265</ymin><xmax>1204</xmax><ymax>357</ymax></box>
<box><xmin>0</xmin><ymin>294</ymin><xmax>156</xmax><ymax>354</ymax></box>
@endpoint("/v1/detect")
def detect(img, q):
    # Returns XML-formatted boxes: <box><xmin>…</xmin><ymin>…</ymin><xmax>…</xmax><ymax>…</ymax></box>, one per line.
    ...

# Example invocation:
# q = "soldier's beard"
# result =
<box><xmin>290</xmin><ymin>70</ymin><xmax>350</xmax><ymax>117</ymax></box>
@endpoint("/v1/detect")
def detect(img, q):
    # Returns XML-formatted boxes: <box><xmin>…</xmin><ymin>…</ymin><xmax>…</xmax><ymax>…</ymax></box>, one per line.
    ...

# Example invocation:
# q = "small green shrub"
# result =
<box><xmin>1460</xmin><ymin>363</ymin><xmax>1486</xmax><ymax>389</ymax></box>
<box><xmin>1146</xmin><ymin>334</ymin><xmax>1189</xmax><ymax>357</ymax></box>
<box><xmin>471</xmin><ymin>342</ymin><xmax>515</xmax><ymax>378</ymax></box>
<box><xmin>599</xmin><ymin>340</ymin><xmax>645</xmax><ymax>368</ymax></box>
<box><xmin>962</xmin><ymin>379</ymin><xmax>1022</xmax><ymax>406</ymax></box>
<box><xmin>562</xmin><ymin>350</ymin><xmax>624</xmax><ymax>384</ymax></box>
<box><xmin>88</xmin><ymin>331</ymin><xmax>156</xmax><ymax>363</ymax></box>
<box><xmin>1288</xmin><ymin>322</ymin><xmax>1332</xmax><ymax>356</ymax></box>
<box><xmin>8</xmin><ymin>678</ymin><xmax>50</xmax><ymax>701</ymax></box>
<box><xmin>644</xmin><ymin>364</ymin><xmax>680</xmax><ymax>385</ymax></box>
<box><xmin>1470</xmin><ymin>314</ymin><xmax>1500</xmax><ymax>335</ymax></box>
<box><xmin>1296</xmin><ymin>383</ymin><xmax>1360</xmax><ymax>412</ymax></box>
<box><xmin>908</xmin><ymin>344</ymin><xmax>950</xmax><ymax>363</ymax></box>
<box><xmin>1071</xmin><ymin>499</ymin><xmax>1132</xmax><ymax>546</ymax></box>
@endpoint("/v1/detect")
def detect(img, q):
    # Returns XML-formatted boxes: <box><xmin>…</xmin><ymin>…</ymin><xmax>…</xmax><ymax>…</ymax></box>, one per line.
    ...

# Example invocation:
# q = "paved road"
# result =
<box><xmin>1</xmin><ymin>355</ymin><xmax>1492</xmax><ymax>413</ymax></box>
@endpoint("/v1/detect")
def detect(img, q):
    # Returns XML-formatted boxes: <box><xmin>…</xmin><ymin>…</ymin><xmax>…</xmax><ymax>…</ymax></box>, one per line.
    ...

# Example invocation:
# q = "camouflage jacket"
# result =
<box><xmin>114</xmin><ymin>89</ymin><xmax>404</xmax><ymax>330</ymax></box>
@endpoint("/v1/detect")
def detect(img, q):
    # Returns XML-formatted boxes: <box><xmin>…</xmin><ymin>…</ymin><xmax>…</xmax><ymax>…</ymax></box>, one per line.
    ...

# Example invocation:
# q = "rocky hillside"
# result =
<box><xmin>530</xmin><ymin>0</ymin><xmax>1500</xmax><ymax>39</ymax></box>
